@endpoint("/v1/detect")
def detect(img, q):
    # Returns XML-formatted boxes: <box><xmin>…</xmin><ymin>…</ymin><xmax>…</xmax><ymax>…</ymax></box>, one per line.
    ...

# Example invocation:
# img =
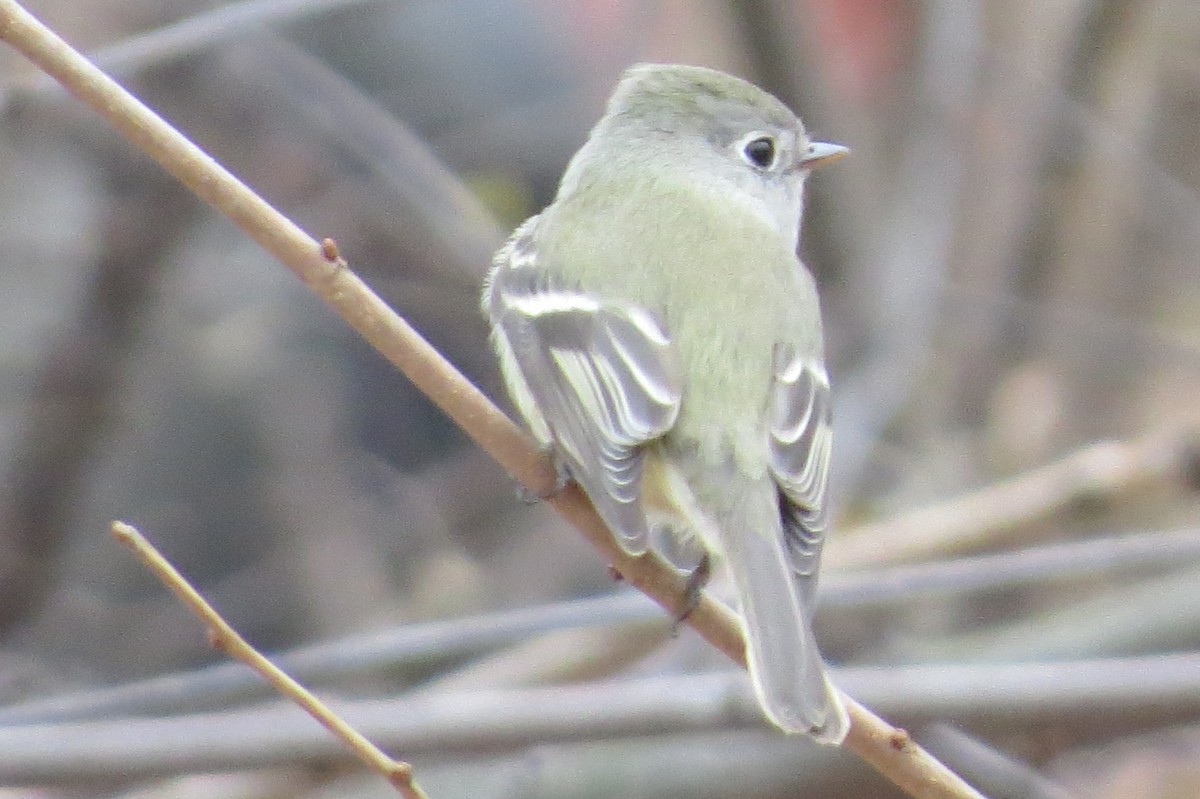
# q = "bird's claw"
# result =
<box><xmin>670</xmin><ymin>552</ymin><xmax>712</xmax><ymax>636</ymax></box>
<box><xmin>517</xmin><ymin>448</ymin><xmax>571</xmax><ymax>504</ymax></box>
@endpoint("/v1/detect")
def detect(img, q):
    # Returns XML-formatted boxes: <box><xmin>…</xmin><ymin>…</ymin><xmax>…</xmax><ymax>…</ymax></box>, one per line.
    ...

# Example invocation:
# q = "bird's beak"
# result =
<box><xmin>799</xmin><ymin>141</ymin><xmax>849</xmax><ymax>170</ymax></box>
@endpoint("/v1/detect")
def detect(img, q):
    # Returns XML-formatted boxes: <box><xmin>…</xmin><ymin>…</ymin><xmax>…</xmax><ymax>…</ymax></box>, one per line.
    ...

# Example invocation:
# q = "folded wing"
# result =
<box><xmin>487</xmin><ymin>223</ymin><xmax>682</xmax><ymax>554</ymax></box>
<box><xmin>767</xmin><ymin>342</ymin><xmax>834</xmax><ymax>609</ymax></box>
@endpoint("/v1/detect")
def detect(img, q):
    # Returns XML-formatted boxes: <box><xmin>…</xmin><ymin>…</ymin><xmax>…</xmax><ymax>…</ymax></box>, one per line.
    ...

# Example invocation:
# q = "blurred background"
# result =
<box><xmin>0</xmin><ymin>1</ymin><xmax>1198</xmax><ymax>797</ymax></box>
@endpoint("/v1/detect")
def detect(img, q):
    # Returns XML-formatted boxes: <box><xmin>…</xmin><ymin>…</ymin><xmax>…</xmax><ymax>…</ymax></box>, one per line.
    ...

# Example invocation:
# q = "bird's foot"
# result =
<box><xmin>517</xmin><ymin>448</ymin><xmax>571</xmax><ymax>504</ymax></box>
<box><xmin>670</xmin><ymin>552</ymin><xmax>711</xmax><ymax>636</ymax></box>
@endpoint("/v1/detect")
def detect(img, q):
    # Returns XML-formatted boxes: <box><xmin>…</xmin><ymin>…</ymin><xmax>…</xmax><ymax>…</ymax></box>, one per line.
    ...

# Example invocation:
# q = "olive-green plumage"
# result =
<box><xmin>538</xmin><ymin>164</ymin><xmax>822</xmax><ymax>477</ymax></box>
<box><xmin>485</xmin><ymin>63</ymin><xmax>848</xmax><ymax>741</ymax></box>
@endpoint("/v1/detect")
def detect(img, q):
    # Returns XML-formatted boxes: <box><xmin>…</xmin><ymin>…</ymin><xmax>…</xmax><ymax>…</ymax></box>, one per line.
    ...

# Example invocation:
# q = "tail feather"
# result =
<box><xmin>712</xmin><ymin>476</ymin><xmax>849</xmax><ymax>742</ymax></box>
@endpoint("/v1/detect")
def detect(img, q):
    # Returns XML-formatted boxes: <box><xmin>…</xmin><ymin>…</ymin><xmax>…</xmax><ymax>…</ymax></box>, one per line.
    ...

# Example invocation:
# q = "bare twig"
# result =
<box><xmin>7</xmin><ymin>524</ymin><xmax>1200</xmax><ymax>725</ymax></box>
<box><xmin>0</xmin><ymin>0</ymin><xmax>378</xmax><ymax>106</ymax></box>
<box><xmin>0</xmin><ymin>591</ymin><xmax>659</xmax><ymax>724</ymax></box>
<box><xmin>110</xmin><ymin>522</ymin><xmax>429</xmax><ymax>799</ymax></box>
<box><xmin>832</xmin><ymin>427</ymin><xmax>1198</xmax><ymax>569</ymax></box>
<box><xmin>0</xmin><ymin>3</ymin><xmax>984</xmax><ymax>797</ymax></box>
<box><xmin>920</xmin><ymin>724</ymin><xmax>1077</xmax><ymax>799</ymax></box>
<box><xmin>4</xmin><ymin>653</ymin><xmax>1200</xmax><ymax>784</ymax></box>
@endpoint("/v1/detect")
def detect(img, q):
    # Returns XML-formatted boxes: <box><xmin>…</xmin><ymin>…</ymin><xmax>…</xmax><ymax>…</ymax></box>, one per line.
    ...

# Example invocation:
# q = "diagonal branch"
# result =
<box><xmin>111</xmin><ymin>522</ymin><xmax>429</xmax><ymax>799</ymax></box>
<box><xmin>0</xmin><ymin>2</ymin><xmax>984</xmax><ymax>797</ymax></box>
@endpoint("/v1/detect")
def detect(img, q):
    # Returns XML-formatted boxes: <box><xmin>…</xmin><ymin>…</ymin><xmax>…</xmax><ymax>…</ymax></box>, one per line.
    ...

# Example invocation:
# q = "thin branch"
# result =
<box><xmin>919</xmin><ymin>724</ymin><xmax>1077</xmax><ymax>799</ymax></box>
<box><xmin>4</xmin><ymin>654</ymin><xmax>1200</xmax><ymax>784</ymax></box>
<box><xmin>831</xmin><ymin>426</ymin><xmax>1198</xmax><ymax>568</ymax></box>
<box><xmin>898</xmin><ymin>563</ymin><xmax>1200</xmax><ymax>663</ymax></box>
<box><xmin>7</xmin><ymin>523</ymin><xmax>1200</xmax><ymax>725</ymax></box>
<box><xmin>0</xmin><ymin>3</ymin><xmax>982</xmax><ymax>797</ymax></box>
<box><xmin>0</xmin><ymin>591</ymin><xmax>658</xmax><ymax>725</ymax></box>
<box><xmin>825</xmin><ymin>525</ymin><xmax>1200</xmax><ymax>604</ymax></box>
<box><xmin>110</xmin><ymin>523</ymin><xmax>428</xmax><ymax>799</ymax></box>
<box><xmin>6</xmin><ymin>0</ymin><xmax>375</xmax><ymax>100</ymax></box>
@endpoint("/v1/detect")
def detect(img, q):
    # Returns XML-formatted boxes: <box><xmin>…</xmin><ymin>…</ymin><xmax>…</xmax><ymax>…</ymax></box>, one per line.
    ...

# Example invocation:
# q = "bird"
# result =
<box><xmin>483</xmin><ymin>63</ymin><xmax>849</xmax><ymax>742</ymax></box>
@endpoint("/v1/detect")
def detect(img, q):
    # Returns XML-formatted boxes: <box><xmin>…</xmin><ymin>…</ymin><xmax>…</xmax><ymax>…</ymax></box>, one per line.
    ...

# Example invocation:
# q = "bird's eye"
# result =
<box><xmin>742</xmin><ymin>136</ymin><xmax>777</xmax><ymax>169</ymax></box>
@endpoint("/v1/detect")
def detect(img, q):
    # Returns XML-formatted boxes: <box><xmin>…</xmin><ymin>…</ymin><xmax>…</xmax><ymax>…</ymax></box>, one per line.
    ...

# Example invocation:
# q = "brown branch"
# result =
<box><xmin>0</xmin><ymin>3</ymin><xmax>984</xmax><ymax>797</ymax></box>
<box><xmin>111</xmin><ymin>522</ymin><xmax>429</xmax><ymax>799</ymax></box>
<box><xmin>831</xmin><ymin>426</ymin><xmax>1198</xmax><ymax>569</ymax></box>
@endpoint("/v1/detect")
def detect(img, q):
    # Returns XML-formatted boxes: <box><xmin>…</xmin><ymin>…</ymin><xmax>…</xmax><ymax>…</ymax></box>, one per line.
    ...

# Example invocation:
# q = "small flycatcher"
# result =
<box><xmin>484</xmin><ymin>63</ymin><xmax>849</xmax><ymax>742</ymax></box>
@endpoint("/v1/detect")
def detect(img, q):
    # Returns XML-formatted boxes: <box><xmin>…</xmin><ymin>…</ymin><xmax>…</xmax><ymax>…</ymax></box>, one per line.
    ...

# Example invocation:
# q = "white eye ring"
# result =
<box><xmin>740</xmin><ymin>134</ymin><xmax>777</xmax><ymax>169</ymax></box>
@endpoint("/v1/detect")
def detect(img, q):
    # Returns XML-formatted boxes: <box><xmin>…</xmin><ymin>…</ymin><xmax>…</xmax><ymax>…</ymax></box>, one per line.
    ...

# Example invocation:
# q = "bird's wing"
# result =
<box><xmin>486</xmin><ymin>221</ymin><xmax>682</xmax><ymax>554</ymax></box>
<box><xmin>767</xmin><ymin>342</ymin><xmax>834</xmax><ymax>607</ymax></box>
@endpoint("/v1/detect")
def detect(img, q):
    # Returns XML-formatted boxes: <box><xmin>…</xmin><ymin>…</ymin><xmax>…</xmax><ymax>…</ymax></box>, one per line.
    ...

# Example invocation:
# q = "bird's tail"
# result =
<box><xmin>697</xmin><ymin>470</ymin><xmax>849</xmax><ymax>743</ymax></box>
